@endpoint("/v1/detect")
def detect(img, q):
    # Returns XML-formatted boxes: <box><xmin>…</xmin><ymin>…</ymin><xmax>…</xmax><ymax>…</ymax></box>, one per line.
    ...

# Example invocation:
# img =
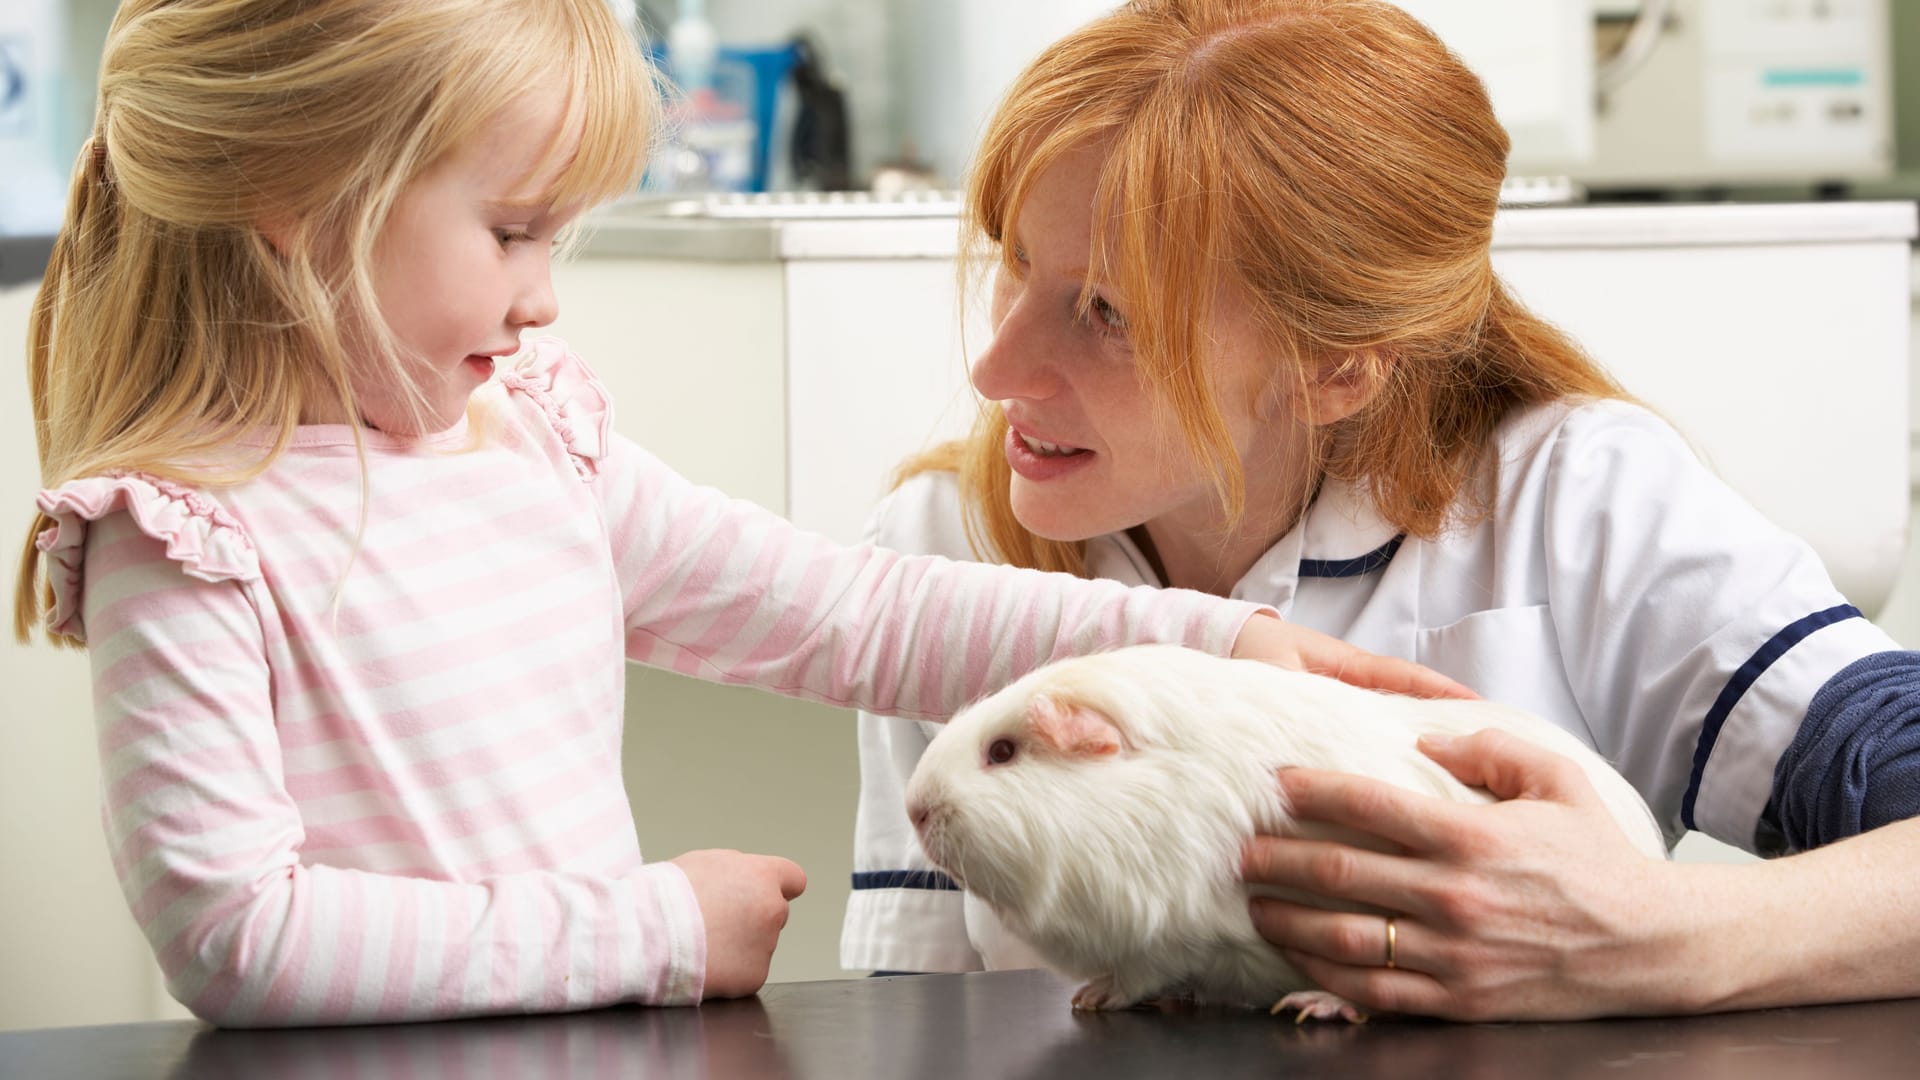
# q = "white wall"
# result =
<box><xmin>0</xmin><ymin>283</ymin><xmax>184</xmax><ymax>1029</ymax></box>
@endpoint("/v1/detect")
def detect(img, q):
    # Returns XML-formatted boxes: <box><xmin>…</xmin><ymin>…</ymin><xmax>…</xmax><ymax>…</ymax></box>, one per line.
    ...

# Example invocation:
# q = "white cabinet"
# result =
<box><xmin>1490</xmin><ymin>202</ymin><xmax>1914</xmax><ymax>615</ymax></box>
<box><xmin>553</xmin><ymin>205</ymin><xmax>987</xmax><ymax>541</ymax></box>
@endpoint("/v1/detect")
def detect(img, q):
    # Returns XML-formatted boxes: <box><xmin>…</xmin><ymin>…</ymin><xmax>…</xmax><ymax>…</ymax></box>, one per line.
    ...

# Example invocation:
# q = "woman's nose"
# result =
<box><xmin>970</xmin><ymin>295</ymin><xmax>1053</xmax><ymax>403</ymax></box>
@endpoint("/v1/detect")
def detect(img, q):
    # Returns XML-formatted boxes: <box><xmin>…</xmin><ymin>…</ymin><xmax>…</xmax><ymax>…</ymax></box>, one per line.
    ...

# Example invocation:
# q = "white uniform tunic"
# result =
<box><xmin>841</xmin><ymin>398</ymin><xmax>1904</xmax><ymax>974</ymax></box>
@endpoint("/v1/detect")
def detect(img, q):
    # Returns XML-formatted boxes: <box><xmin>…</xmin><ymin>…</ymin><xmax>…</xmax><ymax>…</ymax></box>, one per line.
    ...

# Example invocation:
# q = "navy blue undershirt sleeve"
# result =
<box><xmin>1762</xmin><ymin>651</ymin><xmax>1920</xmax><ymax>853</ymax></box>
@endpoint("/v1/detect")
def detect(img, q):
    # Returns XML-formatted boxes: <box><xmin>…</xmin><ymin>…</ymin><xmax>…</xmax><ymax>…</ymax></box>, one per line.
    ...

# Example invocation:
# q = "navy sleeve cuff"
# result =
<box><xmin>1763</xmin><ymin>651</ymin><xmax>1920</xmax><ymax>853</ymax></box>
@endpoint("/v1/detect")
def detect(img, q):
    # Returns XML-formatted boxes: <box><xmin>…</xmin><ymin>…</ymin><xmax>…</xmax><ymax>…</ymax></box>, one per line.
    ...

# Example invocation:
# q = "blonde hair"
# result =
<box><xmin>906</xmin><ymin>0</ymin><xmax>1624</xmax><ymax>577</ymax></box>
<box><xmin>15</xmin><ymin>0</ymin><xmax>658</xmax><ymax>643</ymax></box>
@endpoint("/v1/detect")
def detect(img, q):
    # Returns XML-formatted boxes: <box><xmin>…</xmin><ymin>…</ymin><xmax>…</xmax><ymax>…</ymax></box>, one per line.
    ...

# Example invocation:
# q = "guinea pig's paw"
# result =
<box><xmin>1271</xmin><ymin>990</ymin><xmax>1368</xmax><ymax>1024</ymax></box>
<box><xmin>1070</xmin><ymin>975</ymin><xmax>1145</xmax><ymax>1012</ymax></box>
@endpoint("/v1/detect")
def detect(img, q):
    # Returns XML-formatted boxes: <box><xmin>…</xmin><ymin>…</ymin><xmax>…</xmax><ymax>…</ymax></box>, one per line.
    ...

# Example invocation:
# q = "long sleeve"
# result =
<box><xmin>67</xmin><ymin>494</ymin><xmax>703</xmax><ymax>1027</ymax></box>
<box><xmin>596</xmin><ymin>435</ymin><xmax>1266</xmax><ymax>720</ymax></box>
<box><xmin>1766</xmin><ymin>650</ymin><xmax>1920</xmax><ymax>852</ymax></box>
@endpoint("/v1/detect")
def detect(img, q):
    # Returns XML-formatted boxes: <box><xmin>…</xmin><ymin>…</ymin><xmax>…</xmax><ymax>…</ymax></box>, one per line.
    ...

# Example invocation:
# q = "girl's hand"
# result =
<box><xmin>671</xmin><ymin>849</ymin><xmax>808</xmax><ymax>999</ymax></box>
<box><xmin>1230</xmin><ymin>614</ymin><xmax>1476</xmax><ymax>700</ymax></box>
<box><xmin>1242</xmin><ymin>729</ymin><xmax>1702</xmax><ymax>1021</ymax></box>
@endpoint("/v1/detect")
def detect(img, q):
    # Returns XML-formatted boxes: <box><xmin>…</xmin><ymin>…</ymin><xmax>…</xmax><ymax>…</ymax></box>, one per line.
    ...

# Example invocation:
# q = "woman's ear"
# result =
<box><xmin>1296</xmin><ymin>350</ymin><xmax>1391</xmax><ymax>427</ymax></box>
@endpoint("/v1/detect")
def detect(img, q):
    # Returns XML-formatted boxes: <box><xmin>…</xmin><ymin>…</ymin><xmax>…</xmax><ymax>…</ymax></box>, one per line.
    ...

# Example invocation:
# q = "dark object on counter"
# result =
<box><xmin>789</xmin><ymin>34</ymin><xmax>852</xmax><ymax>192</ymax></box>
<box><xmin>1</xmin><ymin>235</ymin><xmax>57</xmax><ymax>287</ymax></box>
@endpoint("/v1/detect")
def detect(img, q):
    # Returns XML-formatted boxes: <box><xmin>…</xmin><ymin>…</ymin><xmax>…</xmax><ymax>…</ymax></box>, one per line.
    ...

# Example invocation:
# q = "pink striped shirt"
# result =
<box><xmin>34</xmin><ymin>338</ymin><xmax>1265</xmax><ymax>1027</ymax></box>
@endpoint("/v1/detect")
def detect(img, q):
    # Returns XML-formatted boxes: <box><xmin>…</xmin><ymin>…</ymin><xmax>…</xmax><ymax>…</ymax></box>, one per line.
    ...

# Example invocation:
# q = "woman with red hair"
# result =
<box><xmin>845</xmin><ymin>0</ymin><xmax>1920</xmax><ymax>1019</ymax></box>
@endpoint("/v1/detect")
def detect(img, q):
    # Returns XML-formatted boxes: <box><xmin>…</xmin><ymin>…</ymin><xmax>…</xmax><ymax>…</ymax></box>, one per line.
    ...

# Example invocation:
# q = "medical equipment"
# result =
<box><xmin>1580</xmin><ymin>0</ymin><xmax>1894</xmax><ymax>188</ymax></box>
<box><xmin>1403</xmin><ymin>0</ymin><xmax>1894</xmax><ymax>188</ymax></box>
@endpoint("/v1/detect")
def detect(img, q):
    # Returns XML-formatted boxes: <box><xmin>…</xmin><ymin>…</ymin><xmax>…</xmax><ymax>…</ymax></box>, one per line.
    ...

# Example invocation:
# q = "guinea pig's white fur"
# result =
<box><xmin>904</xmin><ymin>644</ymin><xmax>1667</xmax><ymax>1014</ymax></box>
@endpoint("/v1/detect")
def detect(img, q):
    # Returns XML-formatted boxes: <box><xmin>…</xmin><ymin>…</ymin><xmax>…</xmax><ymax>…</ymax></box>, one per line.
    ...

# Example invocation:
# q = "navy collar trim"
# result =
<box><xmin>1298</xmin><ymin>535</ymin><xmax>1405</xmax><ymax>579</ymax></box>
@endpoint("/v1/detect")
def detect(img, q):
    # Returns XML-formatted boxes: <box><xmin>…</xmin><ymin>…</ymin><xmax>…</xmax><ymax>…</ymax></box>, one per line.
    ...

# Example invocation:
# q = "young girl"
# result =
<box><xmin>845</xmin><ymin>0</ymin><xmax>1920</xmax><ymax>1018</ymax></box>
<box><xmin>12</xmin><ymin>0</ymin><xmax>1454</xmax><ymax>1028</ymax></box>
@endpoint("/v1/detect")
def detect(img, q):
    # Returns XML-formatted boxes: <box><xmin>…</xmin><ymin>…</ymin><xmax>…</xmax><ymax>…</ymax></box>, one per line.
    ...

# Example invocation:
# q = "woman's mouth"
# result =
<box><xmin>1006</xmin><ymin>425</ymin><xmax>1096</xmax><ymax>481</ymax></box>
<box><xmin>1018</xmin><ymin>432</ymin><xmax>1086</xmax><ymax>458</ymax></box>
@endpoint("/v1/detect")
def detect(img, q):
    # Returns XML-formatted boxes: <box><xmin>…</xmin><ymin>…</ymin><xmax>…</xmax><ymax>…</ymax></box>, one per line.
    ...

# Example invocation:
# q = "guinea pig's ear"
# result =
<box><xmin>1028</xmin><ymin>694</ymin><xmax>1127</xmax><ymax>759</ymax></box>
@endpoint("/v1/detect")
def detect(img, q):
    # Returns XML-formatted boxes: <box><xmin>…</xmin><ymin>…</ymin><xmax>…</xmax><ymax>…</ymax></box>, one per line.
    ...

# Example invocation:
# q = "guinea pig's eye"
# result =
<box><xmin>986</xmin><ymin>737</ymin><xmax>1018</xmax><ymax>766</ymax></box>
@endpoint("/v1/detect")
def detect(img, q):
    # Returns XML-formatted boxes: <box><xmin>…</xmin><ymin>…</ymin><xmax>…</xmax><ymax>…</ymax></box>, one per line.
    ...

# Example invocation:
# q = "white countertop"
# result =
<box><xmin>1489</xmin><ymin>200</ymin><xmax>1917</xmax><ymax>250</ymax></box>
<box><xmin>581</xmin><ymin>194</ymin><xmax>1918</xmax><ymax>262</ymax></box>
<box><xmin>583</xmin><ymin>191</ymin><xmax>965</xmax><ymax>261</ymax></box>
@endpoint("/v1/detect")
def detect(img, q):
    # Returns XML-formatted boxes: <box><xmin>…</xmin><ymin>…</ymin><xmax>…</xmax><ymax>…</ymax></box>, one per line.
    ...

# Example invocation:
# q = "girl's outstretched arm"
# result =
<box><xmin>596</xmin><ymin>435</ymin><xmax>1463</xmax><ymax>715</ymax></box>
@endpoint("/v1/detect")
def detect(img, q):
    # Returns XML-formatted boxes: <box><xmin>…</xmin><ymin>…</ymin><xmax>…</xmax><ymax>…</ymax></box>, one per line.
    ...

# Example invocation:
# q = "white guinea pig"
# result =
<box><xmin>903</xmin><ymin>644</ymin><xmax>1667</xmax><ymax>1019</ymax></box>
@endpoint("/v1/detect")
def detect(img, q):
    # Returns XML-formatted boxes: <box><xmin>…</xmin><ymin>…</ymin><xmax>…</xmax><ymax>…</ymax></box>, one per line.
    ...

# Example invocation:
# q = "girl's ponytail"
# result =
<box><xmin>14</xmin><ymin>136</ymin><xmax>120</xmax><ymax>645</ymax></box>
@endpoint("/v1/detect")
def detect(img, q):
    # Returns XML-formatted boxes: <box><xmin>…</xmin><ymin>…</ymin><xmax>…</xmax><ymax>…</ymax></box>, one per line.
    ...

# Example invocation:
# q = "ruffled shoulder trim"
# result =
<box><xmin>34</xmin><ymin>473</ymin><xmax>259</xmax><ymax>641</ymax></box>
<box><xmin>495</xmin><ymin>336</ymin><xmax>614</xmax><ymax>480</ymax></box>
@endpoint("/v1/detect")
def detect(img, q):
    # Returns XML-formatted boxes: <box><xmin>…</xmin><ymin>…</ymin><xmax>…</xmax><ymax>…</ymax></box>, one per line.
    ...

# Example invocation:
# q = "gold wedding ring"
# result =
<box><xmin>1384</xmin><ymin>916</ymin><xmax>1398</xmax><ymax>969</ymax></box>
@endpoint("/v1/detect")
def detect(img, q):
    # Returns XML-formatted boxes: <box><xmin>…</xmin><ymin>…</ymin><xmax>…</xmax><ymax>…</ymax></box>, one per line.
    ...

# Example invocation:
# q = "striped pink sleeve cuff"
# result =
<box><xmin>632</xmin><ymin>861</ymin><xmax>706</xmax><ymax>1005</ymax></box>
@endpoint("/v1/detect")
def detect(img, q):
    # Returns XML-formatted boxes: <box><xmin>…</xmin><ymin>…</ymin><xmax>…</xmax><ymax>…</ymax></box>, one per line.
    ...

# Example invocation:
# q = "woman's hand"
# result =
<box><xmin>1230</xmin><ymin>614</ymin><xmax>1476</xmax><ymax>701</ymax></box>
<box><xmin>671</xmin><ymin>849</ymin><xmax>808</xmax><ymax>999</ymax></box>
<box><xmin>1242</xmin><ymin>729</ymin><xmax>1708</xmax><ymax>1021</ymax></box>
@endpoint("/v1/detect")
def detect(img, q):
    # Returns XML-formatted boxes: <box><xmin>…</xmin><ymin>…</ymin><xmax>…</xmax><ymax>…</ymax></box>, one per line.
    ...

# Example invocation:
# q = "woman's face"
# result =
<box><xmin>970</xmin><ymin>142</ymin><xmax>1315</xmax><ymax>549</ymax></box>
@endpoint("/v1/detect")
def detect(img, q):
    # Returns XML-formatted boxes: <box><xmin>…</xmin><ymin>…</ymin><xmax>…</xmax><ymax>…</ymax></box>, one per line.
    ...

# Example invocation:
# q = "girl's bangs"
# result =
<box><xmin>548</xmin><ymin>14</ymin><xmax>655</xmax><ymax>211</ymax></box>
<box><xmin>504</xmin><ymin>1</ymin><xmax>655</xmax><ymax>215</ymax></box>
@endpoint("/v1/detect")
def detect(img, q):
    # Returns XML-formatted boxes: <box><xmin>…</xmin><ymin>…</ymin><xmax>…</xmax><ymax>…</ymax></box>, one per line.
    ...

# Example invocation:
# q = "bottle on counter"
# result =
<box><xmin>658</xmin><ymin>0</ymin><xmax>755</xmax><ymax>193</ymax></box>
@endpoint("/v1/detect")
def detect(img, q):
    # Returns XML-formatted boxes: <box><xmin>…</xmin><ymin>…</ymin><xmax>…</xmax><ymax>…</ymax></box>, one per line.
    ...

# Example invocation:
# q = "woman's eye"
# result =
<box><xmin>986</xmin><ymin>737</ymin><xmax>1018</xmax><ymax>766</ymax></box>
<box><xmin>493</xmin><ymin>228</ymin><xmax>533</xmax><ymax>249</ymax></box>
<box><xmin>1089</xmin><ymin>294</ymin><xmax>1128</xmax><ymax>332</ymax></box>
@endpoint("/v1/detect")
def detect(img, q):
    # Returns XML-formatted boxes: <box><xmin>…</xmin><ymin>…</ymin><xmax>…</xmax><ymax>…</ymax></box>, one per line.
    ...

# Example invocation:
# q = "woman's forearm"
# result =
<box><xmin>1676</xmin><ymin>817</ymin><xmax>1920</xmax><ymax>1013</ymax></box>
